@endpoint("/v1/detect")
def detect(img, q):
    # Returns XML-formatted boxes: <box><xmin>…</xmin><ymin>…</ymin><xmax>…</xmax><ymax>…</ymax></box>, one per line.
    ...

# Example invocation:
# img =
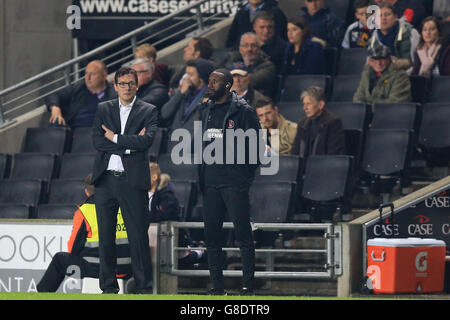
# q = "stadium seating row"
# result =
<box><xmin>278</xmin><ymin>74</ymin><xmax>450</xmax><ymax>104</ymax></box>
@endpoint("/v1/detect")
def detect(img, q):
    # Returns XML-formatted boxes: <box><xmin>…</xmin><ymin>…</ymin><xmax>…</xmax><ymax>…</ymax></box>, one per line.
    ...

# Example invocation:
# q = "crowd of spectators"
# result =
<box><xmin>5</xmin><ymin>0</ymin><xmax>450</xmax><ymax>294</ymax></box>
<box><xmin>44</xmin><ymin>0</ymin><xmax>450</xmax><ymax>158</ymax></box>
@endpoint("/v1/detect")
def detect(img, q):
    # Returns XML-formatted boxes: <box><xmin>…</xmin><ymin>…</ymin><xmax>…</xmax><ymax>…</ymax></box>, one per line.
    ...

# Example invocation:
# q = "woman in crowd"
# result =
<box><xmin>280</xmin><ymin>16</ymin><xmax>326</xmax><ymax>76</ymax></box>
<box><xmin>411</xmin><ymin>16</ymin><xmax>450</xmax><ymax>77</ymax></box>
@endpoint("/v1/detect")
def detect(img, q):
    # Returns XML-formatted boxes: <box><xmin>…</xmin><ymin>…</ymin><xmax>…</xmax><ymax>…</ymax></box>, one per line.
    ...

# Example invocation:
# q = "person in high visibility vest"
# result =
<box><xmin>37</xmin><ymin>174</ymin><xmax>131</xmax><ymax>292</ymax></box>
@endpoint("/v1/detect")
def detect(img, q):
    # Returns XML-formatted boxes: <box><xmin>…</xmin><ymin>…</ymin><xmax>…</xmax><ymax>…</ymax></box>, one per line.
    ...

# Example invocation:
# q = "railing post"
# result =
<box><xmin>131</xmin><ymin>36</ymin><xmax>137</xmax><ymax>55</ymax></box>
<box><xmin>64</xmin><ymin>67</ymin><xmax>71</xmax><ymax>87</ymax></box>
<box><xmin>0</xmin><ymin>99</ymin><xmax>16</xmax><ymax>130</ymax></box>
<box><xmin>195</xmin><ymin>5</ymin><xmax>205</xmax><ymax>32</ymax></box>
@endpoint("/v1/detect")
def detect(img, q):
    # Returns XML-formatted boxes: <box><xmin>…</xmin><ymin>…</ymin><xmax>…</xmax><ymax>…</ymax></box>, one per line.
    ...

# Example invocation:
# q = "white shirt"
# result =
<box><xmin>107</xmin><ymin>96</ymin><xmax>136</xmax><ymax>172</ymax></box>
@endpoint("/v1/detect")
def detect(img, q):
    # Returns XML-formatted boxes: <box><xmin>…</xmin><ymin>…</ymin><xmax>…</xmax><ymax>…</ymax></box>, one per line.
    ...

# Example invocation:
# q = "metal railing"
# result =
<box><xmin>157</xmin><ymin>222</ymin><xmax>342</xmax><ymax>284</ymax></box>
<box><xmin>0</xmin><ymin>0</ymin><xmax>244</xmax><ymax>128</ymax></box>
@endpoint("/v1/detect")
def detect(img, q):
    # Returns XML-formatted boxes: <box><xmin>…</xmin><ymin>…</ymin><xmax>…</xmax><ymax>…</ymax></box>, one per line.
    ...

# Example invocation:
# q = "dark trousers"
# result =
<box><xmin>95</xmin><ymin>172</ymin><xmax>153</xmax><ymax>293</ymax></box>
<box><xmin>37</xmin><ymin>252</ymin><xmax>98</xmax><ymax>292</ymax></box>
<box><xmin>203</xmin><ymin>186</ymin><xmax>255</xmax><ymax>291</ymax></box>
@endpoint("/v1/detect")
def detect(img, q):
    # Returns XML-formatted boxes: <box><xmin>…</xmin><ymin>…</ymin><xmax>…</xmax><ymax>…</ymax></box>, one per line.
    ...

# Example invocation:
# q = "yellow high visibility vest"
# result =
<box><xmin>79</xmin><ymin>203</ymin><xmax>128</xmax><ymax>247</ymax></box>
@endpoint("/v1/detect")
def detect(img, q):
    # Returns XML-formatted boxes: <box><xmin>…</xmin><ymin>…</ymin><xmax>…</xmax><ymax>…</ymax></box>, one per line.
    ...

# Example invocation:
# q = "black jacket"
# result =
<box><xmin>45</xmin><ymin>81</ymin><xmax>117</xmax><ymax>123</ymax></box>
<box><xmin>198</xmin><ymin>92</ymin><xmax>262</xmax><ymax>191</ymax></box>
<box><xmin>226</xmin><ymin>1</ymin><xmax>287</xmax><ymax>49</ymax></box>
<box><xmin>136</xmin><ymin>79</ymin><xmax>169</xmax><ymax>109</ymax></box>
<box><xmin>148</xmin><ymin>174</ymin><xmax>180</xmax><ymax>222</ymax></box>
<box><xmin>290</xmin><ymin>109</ymin><xmax>345</xmax><ymax>157</ymax></box>
<box><xmin>92</xmin><ymin>98</ymin><xmax>158</xmax><ymax>190</ymax></box>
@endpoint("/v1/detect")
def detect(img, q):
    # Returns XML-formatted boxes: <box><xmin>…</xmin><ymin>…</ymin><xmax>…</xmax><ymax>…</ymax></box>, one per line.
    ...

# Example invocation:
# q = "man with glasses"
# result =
<box><xmin>46</xmin><ymin>60</ymin><xmax>117</xmax><ymax>128</ymax></box>
<box><xmin>131</xmin><ymin>58</ymin><xmax>169</xmax><ymax>122</ymax></box>
<box><xmin>225</xmin><ymin>32</ymin><xmax>276</xmax><ymax>99</ymax></box>
<box><xmin>91</xmin><ymin>66</ymin><xmax>158</xmax><ymax>294</ymax></box>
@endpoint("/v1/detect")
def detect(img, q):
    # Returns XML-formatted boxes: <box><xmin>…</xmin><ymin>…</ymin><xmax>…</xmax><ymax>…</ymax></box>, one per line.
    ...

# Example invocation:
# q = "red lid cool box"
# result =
<box><xmin>366</xmin><ymin>238</ymin><xmax>446</xmax><ymax>294</ymax></box>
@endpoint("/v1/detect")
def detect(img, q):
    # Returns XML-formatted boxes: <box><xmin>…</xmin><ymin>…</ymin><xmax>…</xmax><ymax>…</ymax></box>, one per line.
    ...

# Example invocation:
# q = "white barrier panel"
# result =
<box><xmin>0</xmin><ymin>220</ymin><xmax>81</xmax><ymax>293</ymax></box>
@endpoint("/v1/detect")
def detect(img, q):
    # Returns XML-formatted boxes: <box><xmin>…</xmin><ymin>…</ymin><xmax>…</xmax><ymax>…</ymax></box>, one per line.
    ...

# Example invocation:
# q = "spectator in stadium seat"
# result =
<box><xmin>135</xmin><ymin>43</ymin><xmax>170</xmax><ymax>87</ymax></box>
<box><xmin>169</xmin><ymin>37</ymin><xmax>214</xmax><ymax>91</ymax></box>
<box><xmin>290</xmin><ymin>86</ymin><xmax>345</xmax><ymax>157</ymax></box>
<box><xmin>161</xmin><ymin>58</ymin><xmax>214</xmax><ymax>134</ymax></box>
<box><xmin>46</xmin><ymin>60</ymin><xmax>117</xmax><ymax>128</ymax></box>
<box><xmin>252</xmin><ymin>11</ymin><xmax>287</xmax><ymax>74</ymax></box>
<box><xmin>229</xmin><ymin>61</ymin><xmax>265</xmax><ymax>108</ymax></box>
<box><xmin>255</xmin><ymin>96</ymin><xmax>298</xmax><ymax>155</ymax></box>
<box><xmin>367</xmin><ymin>3</ymin><xmax>420</xmax><ymax>70</ymax></box>
<box><xmin>131</xmin><ymin>58</ymin><xmax>169</xmax><ymax>114</ymax></box>
<box><xmin>37</xmin><ymin>174</ymin><xmax>132</xmax><ymax>293</ymax></box>
<box><xmin>226</xmin><ymin>0</ymin><xmax>287</xmax><ymax>49</ymax></box>
<box><xmin>342</xmin><ymin>0</ymin><xmax>374</xmax><ymax>49</ymax></box>
<box><xmin>353</xmin><ymin>43</ymin><xmax>412</xmax><ymax>106</ymax></box>
<box><xmin>280</xmin><ymin>16</ymin><xmax>326</xmax><ymax>76</ymax></box>
<box><xmin>411</xmin><ymin>16</ymin><xmax>450</xmax><ymax>77</ymax></box>
<box><xmin>374</xmin><ymin>0</ymin><xmax>427</xmax><ymax>29</ymax></box>
<box><xmin>147</xmin><ymin>162</ymin><xmax>180</xmax><ymax>222</ymax></box>
<box><xmin>225</xmin><ymin>32</ymin><xmax>277</xmax><ymax>99</ymax></box>
<box><xmin>298</xmin><ymin>0</ymin><xmax>345</xmax><ymax>48</ymax></box>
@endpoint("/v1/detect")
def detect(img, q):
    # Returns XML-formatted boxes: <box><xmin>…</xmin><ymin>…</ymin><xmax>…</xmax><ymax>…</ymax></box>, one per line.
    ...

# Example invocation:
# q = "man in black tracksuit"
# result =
<box><xmin>198</xmin><ymin>68</ymin><xmax>261</xmax><ymax>295</ymax></box>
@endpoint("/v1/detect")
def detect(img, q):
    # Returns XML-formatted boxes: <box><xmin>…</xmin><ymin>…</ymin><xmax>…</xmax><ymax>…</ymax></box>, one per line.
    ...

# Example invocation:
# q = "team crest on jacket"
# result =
<box><xmin>227</xmin><ymin>119</ymin><xmax>235</xmax><ymax>129</ymax></box>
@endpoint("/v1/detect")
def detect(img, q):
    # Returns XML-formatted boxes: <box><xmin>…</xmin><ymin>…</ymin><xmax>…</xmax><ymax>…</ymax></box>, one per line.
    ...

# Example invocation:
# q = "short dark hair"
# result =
<box><xmin>378</xmin><ymin>3</ymin><xmax>397</xmax><ymax>15</ymax></box>
<box><xmin>253</xmin><ymin>11</ymin><xmax>275</xmax><ymax>25</ymax></box>
<box><xmin>114</xmin><ymin>66</ymin><xmax>138</xmax><ymax>85</ymax></box>
<box><xmin>84</xmin><ymin>173</ymin><xmax>95</xmax><ymax>196</ymax></box>
<box><xmin>254</xmin><ymin>96</ymin><xmax>275</xmax><ymax>109</ymax></box>
<box><xmin>287</xmin><ymin>16</ymin><xmax>311</xmax><ymax>43</ymax></box>
<box><xmin>355</xmin><ymin>0</ymin><xmax>370</xmax><ymax>9</ymax></box>
<box><xmin>193</xmin><ymin>37</ymin><xmax>214</xmax><ymax>60</ymax></box>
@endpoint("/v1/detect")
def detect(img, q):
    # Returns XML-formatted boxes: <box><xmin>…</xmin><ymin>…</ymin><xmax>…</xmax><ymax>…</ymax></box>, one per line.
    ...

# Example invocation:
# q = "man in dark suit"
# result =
<box><xmin>290</xmin><ymin>86</ymin><xmax>345</xmax><ymax>157</ymax></box>
<box><xmin>91</xmin><ymin>66</ymin><xmax>158</xmax><ymax>294</ymax></box>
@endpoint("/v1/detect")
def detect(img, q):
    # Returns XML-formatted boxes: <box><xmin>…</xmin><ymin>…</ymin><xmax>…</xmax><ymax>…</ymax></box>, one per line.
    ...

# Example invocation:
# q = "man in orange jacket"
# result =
<box><xmin>37</xmin><ymin>174</ymin><xmax>131</xmax><ymax>293</ymax></box>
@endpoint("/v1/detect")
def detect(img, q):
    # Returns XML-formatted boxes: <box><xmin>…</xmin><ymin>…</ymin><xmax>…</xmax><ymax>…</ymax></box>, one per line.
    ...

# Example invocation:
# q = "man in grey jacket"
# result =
<box><xmin>225</xmin><ymin>32</ymin><xmax>277</xmax><ymax>99</ymax></box>
<box><xmin>160</xmin><ymin>58</ymin><xmax>214</xmax><ymax>150</ymax></box>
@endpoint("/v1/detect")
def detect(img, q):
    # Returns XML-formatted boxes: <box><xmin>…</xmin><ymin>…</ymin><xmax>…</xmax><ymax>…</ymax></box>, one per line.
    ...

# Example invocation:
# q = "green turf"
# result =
<box><xmin>0</xmin><ymin>292</ymin><xmax>438</xmax><ymax>300</ymax></box>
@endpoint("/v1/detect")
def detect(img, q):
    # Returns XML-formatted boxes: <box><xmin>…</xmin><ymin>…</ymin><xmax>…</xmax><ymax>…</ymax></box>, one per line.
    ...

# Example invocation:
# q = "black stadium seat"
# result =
<box><xmin>418</xmin><ymin>103</ymin><xmax>450</xmax><ymax>167</ymax></box>
<box><xmin>277</xmin><ymin>102</ymin><xmax>305</xmax><ymax>123</ymax></box>
<box><xmin>71</xmin><ymin>127</ymin><xmax>96</xmax><ymax>153</ymax></box>
<box><xmin>0</xmin><ymin>154</ymin><xmax>12</xmax><ymax>178</ymax></box>
<box><xmin>299</xmin><ymin>155</ymin><xmax>354</xmax><ymax>222</ymax></box>
<box><xmin>23</xmin><ymin>127</ymin><xmax>70</xmax><ymax>154</ymax></box>
<box><xmin>10</xmin><ymin>153</ymin><xmax>56</xmax><ymax>182</ymax></box>
<box><xmin>170</xmin><ymin>180</ymin><xmax>197</xmax><ymax>219</ymax></box>
<box><xmin>326</xmin><ymin>102</ymin><xmax>370</xmax><ymax>131</ymax></box>
<box><xmin>361</xmin><ymin>129</ymin><xmax>413</xmax><ymax>200</ymax></box>
<box><xmin>279</xmin><ymin>75</ymin><xmax>331</xmax><ymax>102</ymax></box>
<box><xmin>255</xmin><ymin>155</ymin><xmax>303</xmax><ymax>183</ymax></box>
<box><xmin>58</xmin><ymin>153</ymin><xmax>95</xmax><ymax>179</ymax></box>
<box><xmin>419</xmin><ymin>103</ymin><xmax>450</xmax><ymax>149</ymax></box>
<box><xmin>158</xmin><ymin>153</ymin><xmax>198</xmax><ymax>182</ymax></box>
<box><xmin>0</xmin><ymin>204</ymin><xmax>33</xmax><ymax>219</ymax></box>
<box><xmin>36</xmin><ymin>204</ymin><xmax>77</xmax><ymax>219</ymax></box>
<box><xmin>409</xmin><ymin>75</ymin><xmax>427</xmax><ymax>103</ymax></box>
<box><xmin>324</xmin><ymin>47</ymin><xmax>339</xmax><ymax>76</ymax></box>
<box><xmin>0</xmin><ymin>179</ymin><xmax>45</xmax><ymax>206</ymax></box>
<box><xmin>429</xmin><ymin>76</ymin><xmax>450</xmax><ymax>102</ymax></box>
<box><xmin>330</xmin><ymin>75</ymin><xmax>362</xmax><ymax>102</ymax></box>
<box><xmin>362</xmin><ymin>129</ymin><xmax>412</xmax><ymax>176</ymax></box>
<box><xmin>48</xmin><ymin>179</ymin><xmax>86</xmax><ymax>205</ymax></box>
<box><xmin>371</xmin><ymin>103</ymin><xmax>418</xmax><ymax>131</ymax></box>
<box><xmin>249</xmin><ymin>181</ymin><xmax>296</xmax><ymax>223</ymax></box>
<box><xmin>337</xmin><ymin>48</ymin><xmax>367</xmax><ymax>75</ymax></box>
<box><xmin>149</xmin><ymin>127</ymin><xmax>168</xmax><ymax>161</ymax></box>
